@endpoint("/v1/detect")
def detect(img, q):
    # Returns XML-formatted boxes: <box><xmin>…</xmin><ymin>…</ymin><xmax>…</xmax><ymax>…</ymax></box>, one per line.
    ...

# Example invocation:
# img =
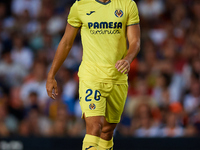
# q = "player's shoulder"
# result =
<box><xmin>126</xmin><ymin>0</ymin><xmax>136</xmax><ymax>2</ymax></box>
<box><xmin>122</xmin><ymin>0</ymin><xmax>137</xmax><ymax>5</ymax></box>
<box><xmin>73</xmin><ymin>0</ymin><xmax>93</xmax><ymax>6</ymax></box>
<box><xmin>124</xmin><ymin>0</ymin><xmax>138</xmax><ymax>8</ymax></box>
<box><xmin>74</xmin><ymin>0</ymin><xmax>82</xmax><ymax>4</ymax></box>
<box><xmin>75</xmin><ymin>0</ymin><xmax>84</xmax><ymax>2</ymax></box>
<box><xmin>115</xmin><ymin>0</ymin><xmax>137</xmax><ymax>6</ymax></box>
<box><xmin>75</xmin><ymin>0</ymin><xmax>93</xmax><ymax>3</ymax></box>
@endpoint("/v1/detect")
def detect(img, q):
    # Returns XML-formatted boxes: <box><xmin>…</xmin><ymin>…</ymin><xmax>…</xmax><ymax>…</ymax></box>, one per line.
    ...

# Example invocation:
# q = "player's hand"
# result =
<box><xmin>46</xmin><ymin>77</ymin><xmax>58</xmax><ymax>100</ymax></box>
<box><xmin>115</xmin><ymin>59</ymin><xmax>130</xmax><ymax>74</ymax></box>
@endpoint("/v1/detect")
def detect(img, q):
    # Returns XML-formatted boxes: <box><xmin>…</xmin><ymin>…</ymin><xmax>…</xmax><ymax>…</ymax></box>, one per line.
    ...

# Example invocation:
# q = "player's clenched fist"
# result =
<box><xmin>46</xmin><ymin>77</ymin><xmax>58</xmax><ymax>100</ymax></box>
<box><xmin>115</xmin><ymin>59</ymin><xmax>130</xmax><ymax>74</ymax></box>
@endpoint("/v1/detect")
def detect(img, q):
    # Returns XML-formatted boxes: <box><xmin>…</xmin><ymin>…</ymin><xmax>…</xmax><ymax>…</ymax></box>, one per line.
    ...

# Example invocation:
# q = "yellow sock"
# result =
<box><xmin>82</xmin><ymin>134</ymin><xmax>100</xmax><ymax>150</ymax></box>
<box><xmin>98</xmin><ymin>138</ymin><xmax>113</xmax><ymax>150</ymax></box>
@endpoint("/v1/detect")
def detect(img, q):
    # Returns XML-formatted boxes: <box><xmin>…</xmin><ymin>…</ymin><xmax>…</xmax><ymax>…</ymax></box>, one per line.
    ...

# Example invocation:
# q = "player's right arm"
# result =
<box><xmin>46</xmin><ymin>1</ymin><xmax>81</xmax><ymax>99</ymax></box>
<box><xmin>46</xmin><ymin>24</ymin><xmax>79</xmax><ymax>99</ymax></box>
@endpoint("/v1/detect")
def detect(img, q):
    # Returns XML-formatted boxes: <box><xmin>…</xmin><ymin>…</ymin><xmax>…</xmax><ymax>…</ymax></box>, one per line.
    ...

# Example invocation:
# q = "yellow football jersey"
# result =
<box><xmin>68</xmin><ymin>0</ymin><xmax>139</xmax><ymax>84</ymax></box>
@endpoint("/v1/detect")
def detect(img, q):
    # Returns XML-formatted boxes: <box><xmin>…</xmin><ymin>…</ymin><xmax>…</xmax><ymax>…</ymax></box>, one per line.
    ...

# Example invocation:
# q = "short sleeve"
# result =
<box><xmin>127</xmin><ymin>0</ymin><xmax>140</xmax><ymax>26</ymax></box>
<box><xmin>68</xmin><ymin>1</ymin><xmax>82</xmax><ymax>28</ymax></box>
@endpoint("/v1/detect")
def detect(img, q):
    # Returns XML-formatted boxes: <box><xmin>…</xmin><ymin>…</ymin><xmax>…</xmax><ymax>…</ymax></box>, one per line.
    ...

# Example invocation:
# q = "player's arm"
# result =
<box><xmin>46</xmin><ymin>24</ymin><xmax>79</xmax><ymax>99</ymax></box>
<box><xmin>115</xmin><ymin>24</ymin><xmax>140</xmax><ymax>74</ymax></box>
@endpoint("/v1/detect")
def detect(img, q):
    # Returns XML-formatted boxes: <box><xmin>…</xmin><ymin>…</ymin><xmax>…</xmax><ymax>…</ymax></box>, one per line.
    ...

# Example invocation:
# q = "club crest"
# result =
<box><xmin>89</xmin><ymin>103</ymin><xmax>96</xmax><ymax>110</ymax></box>
<box><xmin>115</xmin><ymin>10</ymin><xmax>123</xmax><ymax>18</ymax></box>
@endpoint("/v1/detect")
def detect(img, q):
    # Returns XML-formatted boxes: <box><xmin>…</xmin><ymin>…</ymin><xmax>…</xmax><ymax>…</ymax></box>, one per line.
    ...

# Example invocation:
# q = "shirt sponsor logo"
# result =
<box><xmin>88</xmin><ymin>22</ymin><xmax>122</xmax><ymax>29</ymax></box>
<box><xmin>88</xmin><ymin>22</ymin><xmax>122</xmax><ymax>35</ymax></box>
<box><xmin>90</xmin><ymin>29</ymin><xmax>121</xmax><ymax>35</ymax></box>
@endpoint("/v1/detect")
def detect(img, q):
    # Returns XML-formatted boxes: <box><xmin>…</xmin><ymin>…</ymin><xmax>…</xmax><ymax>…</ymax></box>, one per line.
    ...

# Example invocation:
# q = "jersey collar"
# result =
<box><xmin>95</xmin><ymin>0</ymin><xmax>111</xmax><ymax>5</ymax></box>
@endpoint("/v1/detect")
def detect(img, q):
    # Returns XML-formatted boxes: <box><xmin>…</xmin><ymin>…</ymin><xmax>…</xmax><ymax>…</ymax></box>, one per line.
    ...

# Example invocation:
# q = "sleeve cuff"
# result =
<box><xmin>127</xmin><ymin>22</ymin><xmax>140</xmax><ymax>26</ymax></box>
<box><xmin>68</xmin><ymin>21</ymin><xmax>81</xmax><ymax>28</ymax></box>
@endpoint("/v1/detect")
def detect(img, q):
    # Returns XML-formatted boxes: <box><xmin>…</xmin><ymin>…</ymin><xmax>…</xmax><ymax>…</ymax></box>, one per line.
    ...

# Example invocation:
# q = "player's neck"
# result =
<box><xmin>98</xmin><ymin>0</ymin><xmax>110</xmax><ymax>3</ymax></box>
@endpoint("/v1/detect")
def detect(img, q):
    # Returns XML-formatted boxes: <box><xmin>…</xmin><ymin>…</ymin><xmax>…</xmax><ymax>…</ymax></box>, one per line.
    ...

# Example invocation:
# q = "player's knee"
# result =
<box><xmin>101</xmin><ymin>130</ymin><xmax>113</xmax><ymax>140</ymax></box>
<box><xmin>102</xmin><ymin>124</ymin><xmax>116</xmax><ymax>133</ymax></box>
<box><xmin>101</xmin><ymin>125</ymin><xmax>116</xmax><ymax>140</ymax></box>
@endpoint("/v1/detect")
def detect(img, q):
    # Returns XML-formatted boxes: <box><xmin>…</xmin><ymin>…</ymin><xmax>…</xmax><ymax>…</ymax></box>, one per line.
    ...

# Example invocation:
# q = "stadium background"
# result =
<box><xmin>0</xmin><ymin>0</ymin><xmax>200</xmax><ymax>150</ymax></box>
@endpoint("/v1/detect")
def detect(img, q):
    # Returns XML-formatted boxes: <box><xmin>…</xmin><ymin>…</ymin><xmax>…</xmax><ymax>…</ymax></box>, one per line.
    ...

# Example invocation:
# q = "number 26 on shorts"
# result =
<box><xmin>85</xmin><ymin>89</ymin><xmax>101</xmax><ymax>102</ymax></box>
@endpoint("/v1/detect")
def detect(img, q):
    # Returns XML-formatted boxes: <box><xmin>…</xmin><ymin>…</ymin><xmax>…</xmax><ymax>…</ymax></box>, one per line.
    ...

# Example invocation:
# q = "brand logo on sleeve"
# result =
<box><xmin>115</xmin><ymin>10</ymin><xmax>123</xmax><ymax>18</ymax></box>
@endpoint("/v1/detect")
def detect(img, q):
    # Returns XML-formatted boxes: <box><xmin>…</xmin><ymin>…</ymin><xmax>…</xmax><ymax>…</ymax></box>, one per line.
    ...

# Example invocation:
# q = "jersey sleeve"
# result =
<box><xmin>127</xmin><ymin>0</ymin><xmax>140</xmax><ymax>26</ymax></box>
<box><xmin>67</xmin><ymin>1</ymin><xmax>82</xmax><ymax>28</ymax></box>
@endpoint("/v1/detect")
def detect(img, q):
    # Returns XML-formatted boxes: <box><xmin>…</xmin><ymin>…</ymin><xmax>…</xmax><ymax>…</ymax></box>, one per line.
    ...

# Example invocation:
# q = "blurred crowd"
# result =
<box><xmin>0</xmin><ymin>0</ymin><xmax>200</xmax><ymax>138</ymax></box>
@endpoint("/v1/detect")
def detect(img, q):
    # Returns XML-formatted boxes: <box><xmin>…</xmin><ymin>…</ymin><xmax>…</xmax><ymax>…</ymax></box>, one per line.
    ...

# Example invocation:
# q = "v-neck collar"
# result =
<box><xmin>95</xmin><ymin>0</ymin><xmax>111</xmax><ymax>5</ymax></box>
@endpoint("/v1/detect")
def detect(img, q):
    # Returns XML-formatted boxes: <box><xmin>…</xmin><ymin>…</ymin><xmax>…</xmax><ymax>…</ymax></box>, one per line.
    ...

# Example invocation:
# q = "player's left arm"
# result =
<box><xmin>115</xmin><ymin>24</ymin><xmax>140</xmax><ymax>74</ymax></box>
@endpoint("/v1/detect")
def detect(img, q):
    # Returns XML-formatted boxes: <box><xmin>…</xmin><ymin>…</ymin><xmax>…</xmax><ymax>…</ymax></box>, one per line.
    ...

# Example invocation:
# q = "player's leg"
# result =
<box><xmin>79</xmin><ymin>81</ymin><xmax>111</xmax><ymax>150</ymax></box>
<box><xmin>98</xmin><ymin>83</ymin><xmax>128</xmax><ymax>150</ymax></box>
<box><xmin>82</xmin><ymin>115</ymin><xmax>104</xmax><ymax>150</ymax></box>
<box><xmin>98</xmin><ymin>118</ymin><xmax>117</xmax><ymax>150</ymax></box>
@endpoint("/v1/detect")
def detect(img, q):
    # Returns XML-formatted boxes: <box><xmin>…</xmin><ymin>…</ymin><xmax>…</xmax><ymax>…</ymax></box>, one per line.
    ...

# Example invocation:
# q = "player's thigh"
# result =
<box><xmin>105</xmin><ymin>83</ymin><xmax>128</xmax><ymax>123</ymax></box>
<box><xmin>79</xmin><ymin>80</ymin><xmax>111</xmax><ymax>118</ymax></box>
